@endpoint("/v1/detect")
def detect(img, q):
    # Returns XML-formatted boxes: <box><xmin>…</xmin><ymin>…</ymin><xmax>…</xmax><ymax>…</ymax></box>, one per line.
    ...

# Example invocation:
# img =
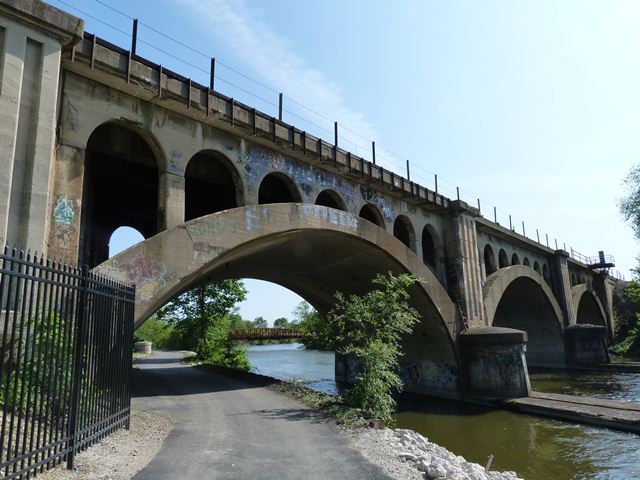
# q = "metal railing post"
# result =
<box><xmin>67</xmin><ymin>266</ymin><xmax>89</xmax><ymax>469</ymax></box>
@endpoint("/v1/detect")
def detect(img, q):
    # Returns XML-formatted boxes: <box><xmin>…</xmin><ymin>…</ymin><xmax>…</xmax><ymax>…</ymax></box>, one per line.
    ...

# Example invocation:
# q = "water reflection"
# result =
<box><xmin>246</xmin><ymin>343</ymin><xmax>640</xmax><ymax>480</ymax></box>
<box><xmin>530</xmin><ymin>370</ymin><xmax>640</xmax><ymax>403</ymax></box>
<box><xmin>394</xmin><ymin>399</ymin><xmax>640</xmax><ymax>480</ymax></box>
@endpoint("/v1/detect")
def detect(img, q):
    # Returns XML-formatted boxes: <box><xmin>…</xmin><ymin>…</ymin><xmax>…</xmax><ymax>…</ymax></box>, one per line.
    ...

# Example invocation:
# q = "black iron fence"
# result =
<box><xmin>0</xmin><ymin>247</ymin><xmax>135</xmax><ymax>479</ymax></box>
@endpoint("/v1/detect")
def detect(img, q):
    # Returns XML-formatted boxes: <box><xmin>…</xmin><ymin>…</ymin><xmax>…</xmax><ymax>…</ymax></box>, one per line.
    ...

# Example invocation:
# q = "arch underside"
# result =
<box><xmin>572</xmin><ymin>285</ymin><xmax>607</xmax><ymax>327</ymax></box>
<box><xmin>484</xmin><ymin>266</ymin><xmax>565</xmax><ymax>367</ymax></box>
<box><xmin>95</xmin><ymin>203</ymin><xmax>461</xmax><ymax>396</ymax></box>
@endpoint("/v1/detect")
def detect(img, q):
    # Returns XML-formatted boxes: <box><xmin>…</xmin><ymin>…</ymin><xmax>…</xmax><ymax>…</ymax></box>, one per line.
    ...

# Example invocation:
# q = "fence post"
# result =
<box><xmin>67</xmin><ymin>266</ymin><xmax>90</xmax><ymax>469</ymax></box>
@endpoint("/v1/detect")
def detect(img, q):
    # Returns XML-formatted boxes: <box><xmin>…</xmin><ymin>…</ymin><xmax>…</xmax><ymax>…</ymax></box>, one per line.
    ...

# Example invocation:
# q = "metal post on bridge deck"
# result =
<box><xmin>210</xmin><ymin>58</ymin><xmax>216</xmax><ymax>92</ymax></box>
<box><xmin>131</xmin><ymin>18</ymin><xmax>138</xmax><ymax>56</ymax></box>
<box><xmin>278</xmin><ymin>93</ymin><xmax>283</xmax><ymax>121</ymax></box>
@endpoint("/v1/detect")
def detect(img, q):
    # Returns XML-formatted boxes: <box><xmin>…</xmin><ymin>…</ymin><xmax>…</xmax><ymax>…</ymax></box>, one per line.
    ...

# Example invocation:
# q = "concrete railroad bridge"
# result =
<box><xmin>0</xmin><ymin>1</ymin><xmax>620</xmax><ymax>399</ymax></box>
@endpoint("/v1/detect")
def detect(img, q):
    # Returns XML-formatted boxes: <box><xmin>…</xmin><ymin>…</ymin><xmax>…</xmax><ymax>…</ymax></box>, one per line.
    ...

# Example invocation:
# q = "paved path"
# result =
<box><xmin>131</xmin><ymin>351</ymin><xmax>391</xmax><ymax>480</ymax></box>
<box><xmin>507</xmin><ymin>391</ymin><xmax>640</xmax><ymax>434</ymax></box>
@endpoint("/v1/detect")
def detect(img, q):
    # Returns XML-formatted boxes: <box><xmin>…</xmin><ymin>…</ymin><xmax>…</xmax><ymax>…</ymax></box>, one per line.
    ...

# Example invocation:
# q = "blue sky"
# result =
<box><xmin>64</xmin><ymin>0</ymin><xmax>640</xmax><ymax>323</ymax></box>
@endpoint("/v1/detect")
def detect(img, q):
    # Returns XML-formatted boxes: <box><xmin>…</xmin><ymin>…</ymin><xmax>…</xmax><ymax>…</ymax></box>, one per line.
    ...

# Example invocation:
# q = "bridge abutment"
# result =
<box><xmin>459</xmin><ymin>327</ymin><xmax>531</xmax><ymax>399</ymax></box>
<box><xmin>564</xmin><ymin>324</ymin><xmax>609</xmax><ymax>365</ymax></box>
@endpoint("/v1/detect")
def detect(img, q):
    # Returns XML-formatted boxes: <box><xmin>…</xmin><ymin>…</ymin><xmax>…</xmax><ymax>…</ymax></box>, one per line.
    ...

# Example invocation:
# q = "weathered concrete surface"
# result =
<box><xmin>0</xmin><ymin>0</ymin><xmax>82</xmax><ymax>252</ymax></box>
<box><xmin>132</xmin><ymin>351</ymin><xmax>393</xmax><ymax>480</ymax></box>
<box><xmin>564</xmin><ymin>324</ymin><xmax>609</xmax><ymax>365</ymax></box>
<box><xmin>483</xmin><ymin>266</ymin><xmax>566</xmax><ymax>367</ymax></box>
<box><xmin>96</xmin><ymin>203</ymin><xmax>462</xmax><ymax>397</ymax></box>
<box><xmin>459</xmin><ymin>326</ymin><xmax>531</xmax><ymax>399</ymax></box>
<box><xmin>506</xmin><ymin>391</ymin><xmax>640</xmax><ymax>434</ymax></box>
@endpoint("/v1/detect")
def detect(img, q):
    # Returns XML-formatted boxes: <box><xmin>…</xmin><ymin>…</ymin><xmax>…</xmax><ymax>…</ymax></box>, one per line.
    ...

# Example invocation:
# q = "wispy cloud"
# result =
<box><xmin>174</xmin><ymin>0</ymin><xmax>377</xmax><ymax>150</ymax></box>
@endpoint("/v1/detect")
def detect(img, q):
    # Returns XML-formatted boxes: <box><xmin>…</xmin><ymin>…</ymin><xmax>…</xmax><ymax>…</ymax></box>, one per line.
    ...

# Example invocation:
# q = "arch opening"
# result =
<box><xmin>393</xmin><ymin>215</ymin><xmax>416</xmax><ymax>253</ymax></box>
<box><xmin>258</xmin><ymin>173</ymin><xmax>302</xmax><ymax>204</ymax></box>
<box><xmin>490</xmin><ymin>275</ymin><xmax>565</xmax><ymax>367</ymax></box>
<box><xmin>498</xmin><ymin>249</ymin><xmax>508</xmax><ymax>269</ymax></box>
<box><xmin>81</xmin><ymin>122</ymin><xmax>159</xmax><ymax>268</ymax></box>
<box><xmin>108</xmin><ymin>226</ymin><xmax>145</xmax><ymax>258</ymax></box>
<box><xmin>576</xmin><ymin>292</ymin><xmax>606</xmax><ymax>327</ymax></box>
<box><xmin>484</xmin><ymin>245</ymin><xmax>497</xmax><ymax>276</ymax></box>
<box><xmin>511</xmin><ymin>253</ymin><xmax>520</xmax><ymax>265</ymax></box>
<box><xmin>315</xmin><ymin>190</ymin><xmax>347</xmax><ymax>211</ymax></box>
<box><xmin>358</xmin><ymin>204</ymin><xmax>384</xmax><ymax>228</ymax></box>
<box><xmin>185</xmin><ymin>151</ymin><xmax>241</xmax><ymax>221</ymax></box>
<box><xmin>97</xmin><ymin>205</ymin><xmax>460</xmax><ymax>397</ymax></box>
<box><xmin>523</xmin><ymin>257</ymin><xmax>531</xmax><ymax>267</ymax></box>
<box><xmin>421</xmin><ymin>226</ymin><xmax>437</xmax><ymax>269</ymax></box>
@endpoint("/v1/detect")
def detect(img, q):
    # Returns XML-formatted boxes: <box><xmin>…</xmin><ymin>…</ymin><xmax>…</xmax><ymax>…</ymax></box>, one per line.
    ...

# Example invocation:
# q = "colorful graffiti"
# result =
<box><xmin>53</xmin><ymin>196</ymin><xmax>75</xmax><ymax>225</ymax></box>
<box><xmin>101</xmin><ymin>253</ymin><xmax>175</xmax><ymax>302</ymax></box>
<box><xmin>241</xmin><ymin>147</ymin><xmax>394</xmax><ymax>221</ymax></box>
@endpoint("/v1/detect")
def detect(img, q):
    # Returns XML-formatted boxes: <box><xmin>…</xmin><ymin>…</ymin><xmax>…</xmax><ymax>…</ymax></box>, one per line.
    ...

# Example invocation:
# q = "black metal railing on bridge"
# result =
<box><xmin>229</xmin><ymin>328</ymin><xmax>306</xmax><ymax>341</ymax></box>
<box><xmin>0</xmin><ymin>246</ymin><xmax>135</xmax><ymax>479</ymax></box>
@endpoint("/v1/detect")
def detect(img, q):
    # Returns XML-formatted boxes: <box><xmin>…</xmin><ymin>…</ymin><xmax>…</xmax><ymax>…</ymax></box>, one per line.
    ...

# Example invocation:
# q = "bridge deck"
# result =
<box><xmin>229</xmin><ymin>328</ymin><xmax>306</xmax><ymax>341</ymax></box>
<box><xmin>506</xmin><ymin>391</ymin><xmax>640</xmax><ymax>434</ymax></box>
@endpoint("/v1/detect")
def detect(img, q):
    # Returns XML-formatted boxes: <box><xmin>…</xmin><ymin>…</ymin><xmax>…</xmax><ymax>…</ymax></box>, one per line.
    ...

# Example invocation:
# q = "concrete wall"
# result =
<box><xmin>0</xmin><ymin>0</ymin><xmax>81</xmax><ymax>253</ymax></box>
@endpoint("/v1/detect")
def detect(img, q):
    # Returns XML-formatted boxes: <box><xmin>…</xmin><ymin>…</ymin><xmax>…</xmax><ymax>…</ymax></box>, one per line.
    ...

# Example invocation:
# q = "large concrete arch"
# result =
<box><xmin>572</xmin><ymin>284</ymin><xmax>607</xmax><ymax>327</ymax></box>
<box><xmin>94</xmin><ymin>204</ymin><xmax>462</xmax><ymax>396</ymax></box>
<box><xmin>483</xmin><ymin>265</ymin><xmax>565</xmax><ymax>366</ymax></box>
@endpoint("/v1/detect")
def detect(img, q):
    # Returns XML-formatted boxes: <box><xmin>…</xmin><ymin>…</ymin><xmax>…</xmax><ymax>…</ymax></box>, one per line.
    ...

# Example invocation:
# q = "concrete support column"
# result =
<box><xmin>593</xmin><ymin>273</ymin><xmax>616</xmax><ymax>337</ymax></box>
<box><xmin>459</xmin><ymin>327</ymin><xmax>531</xmax><ymax>399</ymax></box>
<box><xmin>158</xmin><ymin>172</ymin><xmax>185</xmax><ymax>231</ymax></box>
<box><xmin>0</xmin><ymin>26</ymin><xmax>26</xmax><ymax>247</ymax></box>
<box><xmin>448</xmin><ymin>201</ymin><xmax>486</xmax><ymax>327</ymax></box>
<box><xmin>46</xmin><ymin>144</ymin><xmax>84</xmax><ymax>261</ymax></box>
<box><xmin>565</xmin><ymin>324</ymin><xmax>609</xmax><ymax>365</ymax></box>
<box><xmin>550</xmin><ymin>250</ymin><xmax>575</xmax><ymax>326</ymax></box>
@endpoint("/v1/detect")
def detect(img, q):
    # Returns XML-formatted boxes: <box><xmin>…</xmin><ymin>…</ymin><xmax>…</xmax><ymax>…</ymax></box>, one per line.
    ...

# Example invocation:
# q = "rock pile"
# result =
<box><xmin>392</xmin><ymin>428</ymin><xmax>524</xmax><ymax>480</ymax></box>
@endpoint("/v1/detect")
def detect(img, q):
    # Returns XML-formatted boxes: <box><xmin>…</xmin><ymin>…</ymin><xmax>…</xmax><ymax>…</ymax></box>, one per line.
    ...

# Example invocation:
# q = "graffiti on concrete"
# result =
<box><xmin>53</xmin><ymin>196</ymin><xmax>75</xmax><ymax>225</ymax></box>
<box><xmin>302</xmin><ymin>204</ymin><xmax>358</xmax><ymax>231</ymax></box>
<box><xmin>360</xmin><ymin>187</ymin><xmax>394</xmax><ymax>223</ymax></box>
<box><xmin>399</xmin><ymin>359</ymin><xmax>459</xmax><ymax>393</ymax></box>
<box><xmin>241</xmin><ymin>147</ymin><xmax>394</xmax><ymax>219</ymax></box>
<box><xmin>102</xmin><ymin>253</ymin><xmax>175</xmax><ymax>301</ymax></box>
<box><xmin>168</xmin><ymin>151</ymin><xmax>183</xmax><ymax>174</ymax></box>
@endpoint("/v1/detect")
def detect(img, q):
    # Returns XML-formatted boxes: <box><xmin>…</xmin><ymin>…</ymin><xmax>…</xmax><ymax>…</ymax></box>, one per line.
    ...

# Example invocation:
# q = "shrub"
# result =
<box><xmin>327</xmin><ymin>272</ymin><xmax>419</xmax><ymax>423</ymax></box>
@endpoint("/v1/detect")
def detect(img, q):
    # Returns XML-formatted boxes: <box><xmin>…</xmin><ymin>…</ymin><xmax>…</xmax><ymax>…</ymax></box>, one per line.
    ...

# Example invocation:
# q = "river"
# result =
<box><xmin>246</xmin><ymin>343</ymin><xmax>640</xmax><ymax>480</ymax></box>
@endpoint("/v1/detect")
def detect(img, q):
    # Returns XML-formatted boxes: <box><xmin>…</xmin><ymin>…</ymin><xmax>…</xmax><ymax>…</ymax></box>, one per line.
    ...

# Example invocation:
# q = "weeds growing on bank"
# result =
<box><xmin>271</xmin><ymin>380</ymin><xmax>386</xmax><ymax>429</ymax></box>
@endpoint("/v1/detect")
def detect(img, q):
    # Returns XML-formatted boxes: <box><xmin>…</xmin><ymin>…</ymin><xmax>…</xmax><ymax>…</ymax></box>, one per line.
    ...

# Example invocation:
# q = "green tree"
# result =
<box><xmin>293</xmin><ymin>302</ymin><xmax>333</xmax><ymax>350</ymax></box>
<box><xmin>157</xmin><ymin>280</ymin><xmax>247</xmax><ymax>359</ymax></box>
<box><xmin>253</xmin><ymin>316</ymin><xmax>268</xmax><ymax>328</ymax></box>
<box><xmin>612</xmin><ymin>166</ymin><xmax>640</xmax><ymax>358</ymax></box>
<box><xmin>273</xmin><ymin>317</ymin><xmax>289</xmax><ymax>328</ymax></box>
<box><xmin>327</xmin><ymin>272</ymin><xmax>419</xmax><ymax>423</ymax></box>
<box><xmin>619</xmin><ymin>164</ymin><xmax>640</xmax><ymax>241</ymax></box>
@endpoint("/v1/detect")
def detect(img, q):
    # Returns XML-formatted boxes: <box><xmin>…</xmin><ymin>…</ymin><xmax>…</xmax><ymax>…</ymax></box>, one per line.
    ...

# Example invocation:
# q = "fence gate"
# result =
<box><xmin>0</xmin><ymin>247</ymin><xmax>135</xmax><ymax>479</ymax></box>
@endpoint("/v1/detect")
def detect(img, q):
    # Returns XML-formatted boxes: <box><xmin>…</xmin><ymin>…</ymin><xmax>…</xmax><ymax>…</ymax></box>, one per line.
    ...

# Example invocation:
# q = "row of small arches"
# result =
<box><xmin>483</xmin><ymin>244</ymin><xmax>551</xmax><ymax>283</ymax></box>
<box><xmin>84</xmin><ymin>122</ymin><xmax>439</xmax><ymax>270</ymax></box>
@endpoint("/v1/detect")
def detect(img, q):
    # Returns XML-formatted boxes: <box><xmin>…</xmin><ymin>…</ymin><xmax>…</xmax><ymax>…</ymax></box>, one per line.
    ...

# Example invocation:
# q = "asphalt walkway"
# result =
<box><xmin>131</xmin><ymin>351</ymin><xmax>392</xmax><ymax>480</ymax></box>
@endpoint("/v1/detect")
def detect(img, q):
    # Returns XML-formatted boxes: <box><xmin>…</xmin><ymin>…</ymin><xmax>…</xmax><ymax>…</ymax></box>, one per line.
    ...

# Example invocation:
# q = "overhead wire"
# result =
<box><xmin>55</xmin><ymin>0</ymin><xmax>571</xmax><ymax>253</ymax></box>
